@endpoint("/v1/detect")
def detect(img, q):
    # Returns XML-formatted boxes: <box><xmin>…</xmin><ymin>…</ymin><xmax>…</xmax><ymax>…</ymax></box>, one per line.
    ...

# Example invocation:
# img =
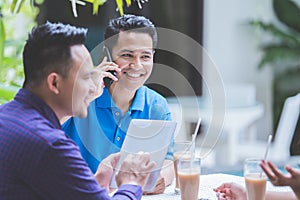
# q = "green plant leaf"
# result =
<box><xmin>250</xmin><ymin>20</ymin><xmax>300</xmax><ymax>46</ymax></box>
<box><xmin>93</xmin><ymin>0</ymin><xmax>99</xmax><ymax>15</ymax></box>
<box><xmin>259</xmin><ymin>44</ymin><xmax>300</xmax><ymax>69</ymax></box>
<box><xmin>116</xmin><ymin>0</ymin><xmax>124</xmax><ymax>16</ymax></box>
<box><xmin>0</xmin><ymin>15</ymin><xmax>5</xmax><ymax>65</ymax></box>
<box><xmin>125</xmin><ymin>0</ymin><xmax>131</xmax><ymax>7</ymax></box>
<box><xmin>93</xmin><ymin>0</ymin><xmax>105</xmax><ymax>15</ymax></box>
<box><xmin>0</xmin><ymin>83</ymin><xmax>19</xmax><ymax>102</ymax></box>
<box><xmin>273</xmin><ymin>0</ymin><xmax>300</xmax><ymax>33</ymax></box>
<box><xmin>10</xmin><ymin>0</ymin><xmax>25</xmax><ymax>14</ymax></box>
<box><xmin>34</xmin><ymin>0</ymin><xmax>45</xmax><ymax>5</ymax></box>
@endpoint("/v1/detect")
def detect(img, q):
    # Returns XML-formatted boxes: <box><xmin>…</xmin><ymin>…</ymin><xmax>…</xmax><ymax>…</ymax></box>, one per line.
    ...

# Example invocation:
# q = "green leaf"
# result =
<box><xmin>0</xmin><ymin>83</ymin><xmax>19</xmax><ymax>102</ymax></box>
<box><xmin>10</xmin><ymin>0</ymin><xmax>25</xmax><ymax>14</ymax></box>
<box><xmin>0</xmin><ymin>16</ymin><xmax>5</xmax><ymax>65</ymax></box>
<box><xmin>273</xmin><ymin>0</ymin><xmax>300</xmax><ymax>33</ymax></box>
<box><xmin>93</xmin><ymin>0</ymin><xmax>105</xmax><ymax>15</ymax></box>
<box><xmin>259</xmin><ymin>44</ymin><xmax>300</xmax><ymax>69</ymax></box>
<box><xmin>250</xmin><ymin>20</ymin><xmax>300</xmax><ymax>46</ymax></box>
<box><xmin>34</xmin><ymin>0</ymin><xmax>45</xmax><ymax>5</ymax></box>
<box><xmin>125</xmin><ymin>0</ymin><xmax>131</xmax><ymax>7</ymax></box>
<box><xmin>116</xmin><ymin>0</ymin><xmax>124</xmax><ymax>16</ymax></box>
<box><xmin>93</xmin><ymin>0</ymin><xmax>99</xmax><ymax>15</ymax></box>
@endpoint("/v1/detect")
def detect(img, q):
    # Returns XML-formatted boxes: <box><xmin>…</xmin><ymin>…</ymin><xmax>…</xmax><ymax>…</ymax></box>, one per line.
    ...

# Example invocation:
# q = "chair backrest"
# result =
<box><xmin>272</xmin><ymin>93</ymin><xmax>300</xmax><ymax>159</ymax></box>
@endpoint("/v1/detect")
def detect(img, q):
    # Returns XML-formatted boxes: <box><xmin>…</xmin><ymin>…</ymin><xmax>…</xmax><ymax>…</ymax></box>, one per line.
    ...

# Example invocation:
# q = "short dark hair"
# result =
<box><xmin>23</xmin><ymin>21</ymin><xmax>88</xmax><ymax>88</ymax></box>
<box><xmin>104</xmin><ymin>14</ymin><xmax>157</xmax><ymax>51</ymax></box>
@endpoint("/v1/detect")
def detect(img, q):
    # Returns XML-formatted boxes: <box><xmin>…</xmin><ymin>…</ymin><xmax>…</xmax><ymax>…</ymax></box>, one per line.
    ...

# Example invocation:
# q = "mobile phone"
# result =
<box><xmin>103</xmin><ymin>46</ymin><xmax>117</xmax><ymax>88</ymax></box>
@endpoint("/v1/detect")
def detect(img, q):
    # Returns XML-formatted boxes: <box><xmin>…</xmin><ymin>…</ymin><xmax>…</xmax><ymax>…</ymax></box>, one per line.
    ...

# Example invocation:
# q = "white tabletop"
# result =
<box><xmin>142</xmin><ymin>173</ymin><xmax>292</xmax><ymax>200</ymax></box>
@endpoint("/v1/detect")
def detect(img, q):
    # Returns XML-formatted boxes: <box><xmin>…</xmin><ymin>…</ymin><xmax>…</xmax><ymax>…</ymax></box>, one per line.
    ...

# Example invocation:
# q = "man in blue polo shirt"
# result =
<box><xmin>62</xmin><ymin>14</ymin><xmax>174</xmax><ymax>194</ymax></box>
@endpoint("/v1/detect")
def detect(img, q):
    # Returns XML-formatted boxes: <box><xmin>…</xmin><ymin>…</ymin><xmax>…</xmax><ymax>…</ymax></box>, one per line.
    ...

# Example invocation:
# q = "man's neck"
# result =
<box><xmin>25</xmin><ymin>85</ymin><xmax>64</xmax><ymax>121</ymax></box>
<box><xmin>109</xmin><ymin>85</ymin><xmax>136</xmax><ymax>115</ymax></box>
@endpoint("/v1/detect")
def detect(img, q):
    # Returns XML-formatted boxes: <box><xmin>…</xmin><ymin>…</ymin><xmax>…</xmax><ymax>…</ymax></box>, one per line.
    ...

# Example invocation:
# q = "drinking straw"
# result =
<box><xmin>260</xmin><ymin>134</ymin><xmax>273</xmax><ymax>177</ymax></box>
<box><xmin>263</xmin><ymin>134</ymin><xmax>273</xmax><ymax>161</ymax></box>
<box><xmin>190</xmin><ymin>118</ymin><xmax>201</xmax><ymax>161</ymax></box>
<box><xmin>191</xmin><ymin>118</ymin><xmax>201</xmax><ymax>146</ymax></box>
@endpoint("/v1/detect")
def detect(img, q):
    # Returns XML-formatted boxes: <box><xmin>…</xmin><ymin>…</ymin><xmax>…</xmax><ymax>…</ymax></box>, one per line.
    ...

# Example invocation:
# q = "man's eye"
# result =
<box><xmin>121</xmin><ymin>54</ymin><xmax>133</xmax><ymax>58</ymax></box>
<box><xmin>142</xmin><ymin>55</ymin><xmax>152</xmax><ymax>59</ymax></box>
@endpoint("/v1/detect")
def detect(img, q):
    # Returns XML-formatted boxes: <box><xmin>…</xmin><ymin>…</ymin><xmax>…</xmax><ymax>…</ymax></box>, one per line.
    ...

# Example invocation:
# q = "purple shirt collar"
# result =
<box><xmin>15</xmin><ymin>88</ymin><xmax>61</xmax><ymax>129</ymax></box>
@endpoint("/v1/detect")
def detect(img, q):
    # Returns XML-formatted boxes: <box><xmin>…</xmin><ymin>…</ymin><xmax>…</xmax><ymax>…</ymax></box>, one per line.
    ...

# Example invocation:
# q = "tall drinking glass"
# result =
<box><xmin>177</xmin><ymin>158</ymin><xmax>201</xmax><ymax>200</ymax></box>
<box><xmin>244</xmin><ymin>158</ymin><xmax>267</xmax><ymax>200</ymax></box>
<box><xmin>173</xmin><ymin>140</ymin><xmax>195</xmax><ymax>193</ymax></box>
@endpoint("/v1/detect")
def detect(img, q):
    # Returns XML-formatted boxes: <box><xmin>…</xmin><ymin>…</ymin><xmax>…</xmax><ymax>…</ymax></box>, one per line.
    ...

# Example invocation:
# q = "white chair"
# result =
<box><xmin>237</xmin><ymin>93</ymin><xmax>300</xmax><ymax>162</ymax></box>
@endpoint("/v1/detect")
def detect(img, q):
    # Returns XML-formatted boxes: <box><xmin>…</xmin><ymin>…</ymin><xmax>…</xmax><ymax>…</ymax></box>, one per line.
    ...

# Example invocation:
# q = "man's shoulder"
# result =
<box><xmin>140</xmin><ymin>86</ymin><xmax>167</xmax><ymax>102</ymax></box>
<box><xmin>0</xmin><ymin>104</ymin><xmax>66</xmax><ymax>146</ymax></box>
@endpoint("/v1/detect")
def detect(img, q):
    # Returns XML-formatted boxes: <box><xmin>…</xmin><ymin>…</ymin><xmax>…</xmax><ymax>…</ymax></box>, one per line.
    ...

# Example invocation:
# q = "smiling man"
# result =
<box><xmin>63</xmin><ymin>14</ymin><xmax>174</xmax><ymax>194</ymax></box>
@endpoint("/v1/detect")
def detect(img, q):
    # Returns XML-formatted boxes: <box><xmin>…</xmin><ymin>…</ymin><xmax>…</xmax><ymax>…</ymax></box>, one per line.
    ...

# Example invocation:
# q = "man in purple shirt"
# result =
<box><xmin>0</xmin><ymin>22</ymin><xmax>155</xmax><ymax>200</ymax></box>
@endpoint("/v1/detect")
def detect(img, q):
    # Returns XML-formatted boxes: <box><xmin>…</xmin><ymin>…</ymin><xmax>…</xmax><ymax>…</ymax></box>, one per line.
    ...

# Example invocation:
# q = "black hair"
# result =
<box><xmin>104</xmin><ymin>14</ymin><xmax>157</xmax><ymax>51</ymax></box>
<box><xmin>22</xmin><ymin>21</ymin><xmax>87</xmax><ymax>88</ymax></box>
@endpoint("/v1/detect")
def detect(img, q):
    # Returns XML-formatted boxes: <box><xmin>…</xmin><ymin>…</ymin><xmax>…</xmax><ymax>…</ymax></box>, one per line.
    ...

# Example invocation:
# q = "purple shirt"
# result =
<box><xmin>0</xmin><ymin>89</ymin><xmax>142</xmax><ymax>200</ymax></box>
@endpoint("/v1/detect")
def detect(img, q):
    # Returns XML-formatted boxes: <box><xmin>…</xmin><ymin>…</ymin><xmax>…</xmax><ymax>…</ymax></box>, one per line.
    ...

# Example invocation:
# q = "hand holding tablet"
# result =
<box><xmin>110</xmin><ymin>119</ymin><xmax>176</xmax><ymax>192</ymax></box>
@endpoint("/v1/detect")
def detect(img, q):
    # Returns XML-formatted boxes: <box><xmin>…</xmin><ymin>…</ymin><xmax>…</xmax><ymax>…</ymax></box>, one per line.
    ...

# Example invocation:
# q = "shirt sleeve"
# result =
<box><xmin>26</xmin><ymin>136</ymin><xmax>142</xmax><ymax>200</ymax></box>
<box><xmin>113</xmin><ymin>184</ymin><xmax>142</xmax><ymax>199</ymax></box>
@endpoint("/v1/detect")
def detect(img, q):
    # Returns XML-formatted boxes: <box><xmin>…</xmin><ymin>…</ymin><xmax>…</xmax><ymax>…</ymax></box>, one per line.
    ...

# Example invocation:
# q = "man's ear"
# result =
<box><xmin>47</xmin><ymin>73</ymin><xmax>61</xmax><ymax>94</ymax></box>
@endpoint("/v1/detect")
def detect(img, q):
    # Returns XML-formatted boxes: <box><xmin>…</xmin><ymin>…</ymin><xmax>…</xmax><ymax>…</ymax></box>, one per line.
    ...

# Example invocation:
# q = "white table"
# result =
<box><xmin>142</xmin><ymin>173</ymin><xmax>291</xmax><ymax>200</ymax></box>
<box><xmin>167</xmin><ymin>96</ymin><xmax>264</xmax><ymax>165</ymax></box>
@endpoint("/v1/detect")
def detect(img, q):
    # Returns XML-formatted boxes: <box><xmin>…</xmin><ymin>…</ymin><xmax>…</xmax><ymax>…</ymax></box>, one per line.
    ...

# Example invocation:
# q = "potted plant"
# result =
<box><xmin>252</xmin><ymin>0</ymin><xmax>300</xmax><ymax>129</ymax></box>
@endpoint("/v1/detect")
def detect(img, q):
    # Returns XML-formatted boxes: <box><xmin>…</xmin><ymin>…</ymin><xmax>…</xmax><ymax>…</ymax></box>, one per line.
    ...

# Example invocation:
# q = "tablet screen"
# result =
<box><xmin>110</xmin><ymin>119</ymin><xmax>176</xmax><ymax>191</ymax></box>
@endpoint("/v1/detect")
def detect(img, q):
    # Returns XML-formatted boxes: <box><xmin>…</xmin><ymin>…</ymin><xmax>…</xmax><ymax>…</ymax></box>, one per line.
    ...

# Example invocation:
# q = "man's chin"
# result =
<box><xmin>76</xmin><ymin>110</ymin><xmax>88</xmax><ymax>118</ymax></box>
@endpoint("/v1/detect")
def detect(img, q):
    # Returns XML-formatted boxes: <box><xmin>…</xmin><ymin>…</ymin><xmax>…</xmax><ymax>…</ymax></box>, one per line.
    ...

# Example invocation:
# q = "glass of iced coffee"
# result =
<box><xmin>244</xmin><ymin>158</ymin><xmax>267</xmax><ymax>200</ymax></box>
<box><xmin>173</xmin><ymin>140</ymin><xmax>195</xmax><ymax>194</ymax></box>
<box><xmin>177</xmin><ymin>158</ymin><xmax>201</xmax><ymax>200</ymax></box>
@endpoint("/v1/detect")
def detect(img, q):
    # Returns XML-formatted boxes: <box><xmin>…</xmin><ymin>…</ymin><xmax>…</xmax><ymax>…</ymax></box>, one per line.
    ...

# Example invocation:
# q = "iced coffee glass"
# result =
<box><xmin>173</xmin><ymin>140</ymin><xmax>195</xmax><ymax>193</ymax></box>
<box><xmin>244</xmin><ymin>158</ymin><xmax>267</xmax><ymax>200</ymax></box>
<box><xmin>177</xmin><ymin>158</ymin><xmax>201</xmax><ymax>200</ymax></box>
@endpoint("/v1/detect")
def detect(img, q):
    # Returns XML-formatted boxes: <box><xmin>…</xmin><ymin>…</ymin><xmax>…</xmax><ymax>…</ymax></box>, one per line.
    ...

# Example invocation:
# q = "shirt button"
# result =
<box><xmin>116</xmin><ymin>137</ymin><xmax>120</xmax><ymax>141</ymax></box>
<box><xmin>115</xmin><ymin>112</ymin><xmax>120</xmax><ymax>116</ymax></box>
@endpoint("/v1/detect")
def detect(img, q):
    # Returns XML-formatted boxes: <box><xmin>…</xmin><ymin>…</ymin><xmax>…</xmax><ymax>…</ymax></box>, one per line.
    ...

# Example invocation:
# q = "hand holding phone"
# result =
<box><xmin>103</xmin><ymin>46</ymin><xmax>117</xmax><ymax>88</ymax></box>
<box><xmin>103</xmin><ymin>71</ymin><xmax>117</xmax><ymax>88</ymax></box>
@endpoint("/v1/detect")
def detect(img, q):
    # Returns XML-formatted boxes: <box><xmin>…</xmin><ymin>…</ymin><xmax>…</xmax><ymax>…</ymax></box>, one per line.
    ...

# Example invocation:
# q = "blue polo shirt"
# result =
<box><xmin>63</xmin><ymin>86</ymin><xmax>174</xmax><ymax>173</ymax></box>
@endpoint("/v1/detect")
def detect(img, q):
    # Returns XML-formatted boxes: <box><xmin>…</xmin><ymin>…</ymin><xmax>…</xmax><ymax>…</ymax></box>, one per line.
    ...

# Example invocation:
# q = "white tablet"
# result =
<box><xmin>110</xmin><ymin>119</ymin><xmax>176</xmax><ymax>192</ymax></box>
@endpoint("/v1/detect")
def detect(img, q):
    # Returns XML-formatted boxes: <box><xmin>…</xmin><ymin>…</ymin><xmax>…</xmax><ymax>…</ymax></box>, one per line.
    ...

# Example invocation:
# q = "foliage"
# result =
<box><xmin>252</xmin><ymin>0</ymin><xmax>300</xmax><ymax>128</ymax></box>
<box><xmin>10</xmin><ymin>0</ymin><xmax>146</xmax><ymax>17</ymax></box>
<box><xmin>0</xmin><ymin>0</ymin><xmax>39</xmax><ymax>103</ymax></box>
<box><xmin>0</xmin><ymin>13</ymin><xmax>5</xmax><ymax>67</ymax></box>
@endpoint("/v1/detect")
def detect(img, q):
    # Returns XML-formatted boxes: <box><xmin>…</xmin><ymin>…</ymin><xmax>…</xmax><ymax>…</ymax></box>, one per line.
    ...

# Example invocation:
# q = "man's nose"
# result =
<box><xmin>129</xmin><ymin>57</ymin><xmax>143</xmax><ymax>69</ymax></box>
